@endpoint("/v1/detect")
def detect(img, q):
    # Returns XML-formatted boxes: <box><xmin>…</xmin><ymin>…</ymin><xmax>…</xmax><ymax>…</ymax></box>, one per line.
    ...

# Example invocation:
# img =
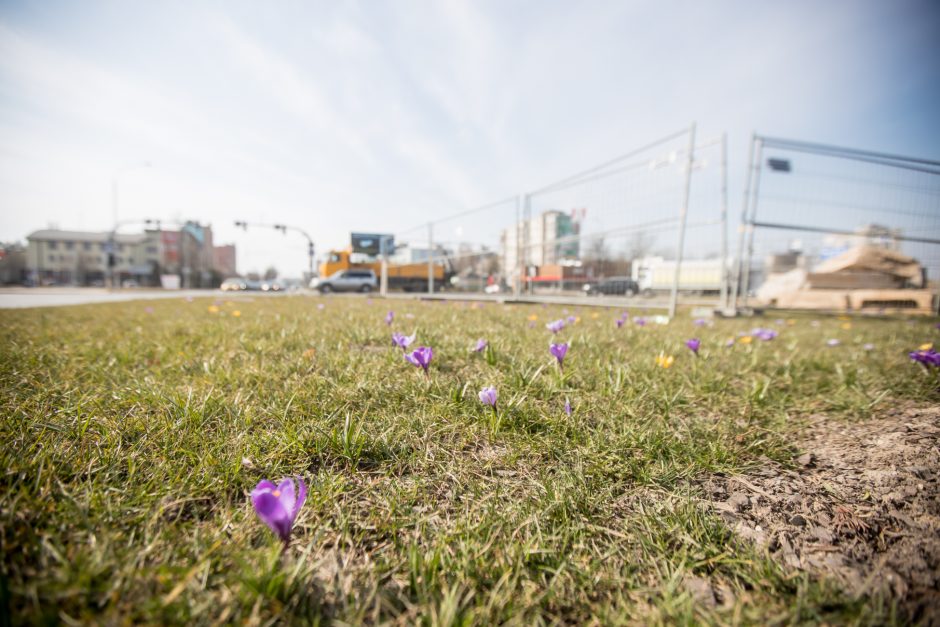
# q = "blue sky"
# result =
<box><xmin>1</xmin><ymin>0</ymin><xmax>938</xmax><ymax>275</ymax></box>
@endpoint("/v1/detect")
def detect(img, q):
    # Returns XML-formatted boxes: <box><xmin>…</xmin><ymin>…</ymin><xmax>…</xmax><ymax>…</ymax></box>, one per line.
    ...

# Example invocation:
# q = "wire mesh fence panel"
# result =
<box><xmin>380</xmin><ymin>126</ymin><xmax>728</xmax><ymax>314</ymax></box>
<box><xmin>422</xmin><ymin>196</ymin><xmax>518</xmax><ymax>296</ymax></box>
<box><xmin>738</xmin><ymin>136</ymin><xmax>940</xmax><ymax>313</ymax></box>
<box><xmin>521</xmin><ymin>128</ymin><xmax>727</xmax><ymax>313</ymax></box>
<box><xmin>675</xmin><ymin>135</ymin><xmax>730</xmax><ymax>309</ymax></box>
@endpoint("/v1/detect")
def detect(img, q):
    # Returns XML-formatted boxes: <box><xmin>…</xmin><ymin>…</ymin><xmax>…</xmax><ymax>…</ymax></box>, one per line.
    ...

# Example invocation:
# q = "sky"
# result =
<box><xmin>1</xmin><ymin>0</ymin><xmax>938</xmax><ymax>277</ymax></box>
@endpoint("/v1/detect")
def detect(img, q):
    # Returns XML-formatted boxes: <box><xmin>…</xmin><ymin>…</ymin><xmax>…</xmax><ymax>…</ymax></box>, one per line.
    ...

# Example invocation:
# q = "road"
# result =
<box><xmin>0</xmin><ymin>288</ymin><xmax>233</xmax><ymax>309</ymax></box>
<box><xmin>0</xmin><ymin>287</ymin><xmax>720</xmax><ymax>312</ymax></box>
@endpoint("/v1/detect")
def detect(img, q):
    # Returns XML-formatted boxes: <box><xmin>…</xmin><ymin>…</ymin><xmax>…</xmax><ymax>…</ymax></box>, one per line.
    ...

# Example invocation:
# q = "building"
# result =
<box><xmin>0</xmin><ymin>242</ymin><xmax>27</xmax><ymax>284</ymax></box>
<box><xmin>158</xmin><ymin>222</ymin><xmax>217</xmax><ymax>288</ymax></box>
<box><xmin>26</xmin><ymin>229</ymin><xmax>157</xmax><ymax>286</ymax></box>
<box><xmin>500</xmin><ymin>210</ymin><xmax>581</xmax><ymax>281</ymax></box>
<box><xmin>25</xmin><ymin>222</ymin><xmax>226</xmax><ymax>288</ymax></box>
<box><xmin>213</xmin><ymin>244</ymin><xmax>237</xmax><ymax>277</ymax></box>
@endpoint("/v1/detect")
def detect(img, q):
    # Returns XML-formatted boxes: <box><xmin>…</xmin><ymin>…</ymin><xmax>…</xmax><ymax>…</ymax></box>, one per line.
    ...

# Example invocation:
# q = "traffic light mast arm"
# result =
<box><xmin>234</xmin><ymin>221</ymin><xmax>316</xmax><ymax>279</ymax></box>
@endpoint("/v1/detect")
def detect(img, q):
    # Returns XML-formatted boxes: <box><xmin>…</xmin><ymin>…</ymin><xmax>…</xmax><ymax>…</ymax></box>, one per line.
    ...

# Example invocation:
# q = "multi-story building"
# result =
<box><xmin>25</xmin><ymin>222</ymin><xmax>230</xmax><ymax>288</ymax></box>
<box><xmin>0</xmin><ymin>242</ymin><xmax>27</xmax><ymax>285</ymax></box>
<box><xmin>500</xmin><ymin>210</ymin><xmax>581</xmax><ymax>280</ymax></box>
<box><xmin>213</xmin><ymin>244</ymin><xmax>237</xmax><ymax>277</ymax></box>
<box><xmin>158</xmin><ymin>222</ymin><xmax>216</xmax><ymax>288</ymax></box>
<box><xmin>26</xmin><ymin>230</ymin><xmax>157</xmax><ymax>286</ymax></box>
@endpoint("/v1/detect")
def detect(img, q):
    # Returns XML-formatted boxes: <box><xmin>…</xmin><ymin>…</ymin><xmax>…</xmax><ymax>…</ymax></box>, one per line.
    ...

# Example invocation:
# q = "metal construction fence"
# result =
<box><xmin>733</xmin><ymin>135</ymin><xmax>940</xmax><ymax>313</ymax></box>
<box><xmin>386</xmin><ymin>124</ymin><xmax>732</xmax><ymax>317</ymax></box>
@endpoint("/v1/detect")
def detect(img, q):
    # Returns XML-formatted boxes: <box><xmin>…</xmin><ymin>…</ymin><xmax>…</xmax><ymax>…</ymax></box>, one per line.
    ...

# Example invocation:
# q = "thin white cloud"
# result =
<box><xmin>211</xmin><ymin>15</ymin><xmax>377</xmax><ymax>167</ymax></box>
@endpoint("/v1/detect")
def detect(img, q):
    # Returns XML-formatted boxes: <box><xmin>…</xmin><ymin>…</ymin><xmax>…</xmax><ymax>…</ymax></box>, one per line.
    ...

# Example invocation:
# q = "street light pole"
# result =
<box><xmin>109</xmin><ymin>162</ymin><xmax>151</xmax><ymax>288</ymax></box>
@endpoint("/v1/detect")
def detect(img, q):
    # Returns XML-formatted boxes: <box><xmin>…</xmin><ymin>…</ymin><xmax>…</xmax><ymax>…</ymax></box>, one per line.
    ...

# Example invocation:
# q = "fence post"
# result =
<box><xmin>668</xmin><ymin>122</ymin><xmax>696</xmax><ymax>319</ymax></box>
<box><xmin>731</xmin><ymin>134</ymin><xmax>756</xmax><ymax>314</ymax></box>
<box><xmin>427</xmin><ymin>222</ymin><xmax>434</xmax><ymax>294</ymax></box>
<box><xmin>513</xmin><ymin>195</ymin><xmax>522</xmax><ymax>298</ymax></box>
<box><xmin>380</xmin><ymin>235</ymin><xmax>389</xmax><ymax>297</ymax></box>
<box><xmin>719</xmin><ymin>132</ymin><xmax>729</xmax><ymax>311</ymax></box>
<box><xmin>523</xmin><ymin>194</ymin><xmax>531</xmax><ymax>295</ymax></box>
<box><xmin>741</xmin><ymin>138</ymin><xmax>764</xmax><ymax>308</ymax></box>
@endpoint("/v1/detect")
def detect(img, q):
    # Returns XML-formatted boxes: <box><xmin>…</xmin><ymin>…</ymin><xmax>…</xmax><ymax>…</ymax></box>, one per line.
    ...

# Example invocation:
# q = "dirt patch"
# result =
<box><xmin>700</xmin><ymin>405</ymin><xmax>940</xmax><ymax>622</ymax></box>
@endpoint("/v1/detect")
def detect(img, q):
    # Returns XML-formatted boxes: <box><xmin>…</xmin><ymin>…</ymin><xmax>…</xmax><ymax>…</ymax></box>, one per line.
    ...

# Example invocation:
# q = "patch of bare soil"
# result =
<box><xmin>701</xmin><ymin>405</ymin><xmax>940</xmax><ymax>623</ymax></box>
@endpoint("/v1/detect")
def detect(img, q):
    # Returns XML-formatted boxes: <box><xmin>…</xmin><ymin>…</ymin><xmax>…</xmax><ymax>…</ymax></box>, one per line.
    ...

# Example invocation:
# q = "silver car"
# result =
<box><xmin>310</xmin><ymin>269</ymin><xmax>378</xmax><ymax>293</ymax></box>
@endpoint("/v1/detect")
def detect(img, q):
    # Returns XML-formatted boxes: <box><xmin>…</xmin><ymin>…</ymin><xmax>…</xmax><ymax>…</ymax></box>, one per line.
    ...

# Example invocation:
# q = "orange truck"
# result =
<box><xmin>319</xmin><ymin>249</ymin><xmax>450</xmax><ymax>291</ymax></box>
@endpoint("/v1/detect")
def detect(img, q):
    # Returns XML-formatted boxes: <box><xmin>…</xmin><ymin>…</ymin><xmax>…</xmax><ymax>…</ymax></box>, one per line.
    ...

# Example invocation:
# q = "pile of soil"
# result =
<box><xmin>700</xmin><ymin>405</ymin><xmax>940</xmax><ymax>622</ymax></box>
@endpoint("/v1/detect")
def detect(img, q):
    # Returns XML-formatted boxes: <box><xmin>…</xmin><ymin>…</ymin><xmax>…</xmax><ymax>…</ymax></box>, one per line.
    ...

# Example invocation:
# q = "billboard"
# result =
<box><xmin>351</xmin><ymin>233</ymin><xmax>394</xmax><ymax>256</ymax></box>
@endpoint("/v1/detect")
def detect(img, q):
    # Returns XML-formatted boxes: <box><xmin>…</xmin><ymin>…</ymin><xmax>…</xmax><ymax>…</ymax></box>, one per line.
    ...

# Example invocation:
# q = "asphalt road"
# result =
<box><xmin>0</xmin><ymin>287</ymin><xmax>715</xmax><ymax>311</ymax></box>
<box><xmin>0</xmin><ymin>288</ymin><xmax>233</xmax><ymax>309</ymax></box>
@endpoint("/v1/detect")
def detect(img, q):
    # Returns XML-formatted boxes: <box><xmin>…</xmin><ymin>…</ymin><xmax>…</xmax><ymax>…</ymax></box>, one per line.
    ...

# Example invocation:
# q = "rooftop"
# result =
<box><xmin>27</xmin><ymin>229</ymin><xmax>149</xmax><ymax>244</ymax></box>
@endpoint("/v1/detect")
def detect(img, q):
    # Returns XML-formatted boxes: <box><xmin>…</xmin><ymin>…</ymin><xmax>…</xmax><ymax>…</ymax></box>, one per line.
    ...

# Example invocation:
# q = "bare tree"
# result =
<box><xmin>625</xmin><ymin>230</ymin><xmax>654</xmax><ymax>262</ymax></box>
<box><xmin>263</xmin><ymin>266</ymin><xmax>278</xmax><ymax>280</ymax></box>
<box><xmin>584</xmin><ymin>235</ymin><xmax>611</xmax><ymax>277</ymax></box>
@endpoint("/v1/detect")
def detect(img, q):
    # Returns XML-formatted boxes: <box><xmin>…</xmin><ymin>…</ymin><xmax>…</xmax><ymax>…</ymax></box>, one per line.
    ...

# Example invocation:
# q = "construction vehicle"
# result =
<box><xmin>319</xmin><ymin>249</ymin><xmax>451</xmax><ymax>292</ymax></box>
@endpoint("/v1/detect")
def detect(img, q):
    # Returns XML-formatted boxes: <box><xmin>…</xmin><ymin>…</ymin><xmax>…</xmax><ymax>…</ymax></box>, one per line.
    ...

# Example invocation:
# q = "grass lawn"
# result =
<box><xmin>1</xmin><ymin>295</ymin><xmax>937</xmax><ymax>624</ymax></box>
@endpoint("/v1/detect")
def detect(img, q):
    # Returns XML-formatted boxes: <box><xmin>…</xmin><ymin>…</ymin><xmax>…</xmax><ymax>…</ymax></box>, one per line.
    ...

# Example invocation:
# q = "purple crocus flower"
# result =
<box><xmin>385</xmin><ymin>310</ymin><xmax>394</xmax><ymax>325</ymax></box>
<box><xmin>862</xmin><ymin>343</ymin><xmax>875</xmax><ymax>351</ymax></box>
<box><xmin>405</xmin><ymin>346</ymin><xmax>433</xmax><ymax>375</ymax></box>
<box><xmin>564</xmin><ymin>398</ymin><xmax>572</xmax><ymax>417</ymax></box>
<box><xmin>546</xmin><ymin>319</ymin><xmax>566</xmax><ymax>334</ymax></box>
<box><xmin>478</xmin><ymin>386</ymin><xmax>497</xmax><ymax>410</ymax></box>
<box><xmin>826</xmin><ymin>338</ymin><xmax>840</xmax><ymax>347</ymax></box>
<box><xmin>550</xmin><ymin>342</ymin><xmax>569</xmax><ymax>369</ymax></box>
<box><xmin>685</xmin><ymin>338</ymin><xmax>701</xmax><ymax>355</ymax></box>
<box><xmin>567</xmin><ymin>315</ymin><xmax>577</xmax><ymax>324</ymax></box>
<box><xmin>693</xmin><ymin>318</ymin><xmax>708</xmax><ymax>327</ymax></box>
<box><xmin>616</xmin><ymin>318</ymin><xmax>626</xmax><ymax>328</ymax></box>
<box><xmin>144</xmin><ymin>306</ymin><xmax>154</xmax><ymax>314</ymax></box>
<box><xmin>473</xmin><ymin>338</ymin><xmax>488</xmax><ymax>352</ymax></box>
<box><xmin>752</xmin><ymin>328</ymin><xmax>778</xmax><ymax>341</ymax></box>
<box><xmin>251</xmin><ymin>477</ymin><xmax>307</xmax><ymax>544</ymax></box>
<box><xmin>634</xmin><ymin>317</ymin><xmax>647</xmax><ymax>327</ymax></box>
<box><xmin>909</xmin><ymin>348</ymin><xmax>940</xmax><ymax>367</ymax></box>
<box><xmin>392</xmin><ymin>331</ymin><xmax>415</xmax><ymax>350</ymax></box>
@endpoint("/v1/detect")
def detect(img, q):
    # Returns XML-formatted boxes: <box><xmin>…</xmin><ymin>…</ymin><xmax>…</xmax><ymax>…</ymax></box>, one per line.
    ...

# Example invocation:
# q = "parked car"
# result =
<box><xmin>221</xmin><ymin>277</ymin><xmax>247</xmax><ymax>291</ymax></box>
<box><xmin>310</xmin><ymin>269</ymin><xmax>378</xmax><ymax>293</ymax></box>
<box><xmin>583</xmin><ymin>276</ymin><xmax>640</xmax><ymax>296</ymax></box>
<box><xmin>261</xmin><ymin>280</ymin><xmax>282</xmax><ymax>292</ymax></box>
